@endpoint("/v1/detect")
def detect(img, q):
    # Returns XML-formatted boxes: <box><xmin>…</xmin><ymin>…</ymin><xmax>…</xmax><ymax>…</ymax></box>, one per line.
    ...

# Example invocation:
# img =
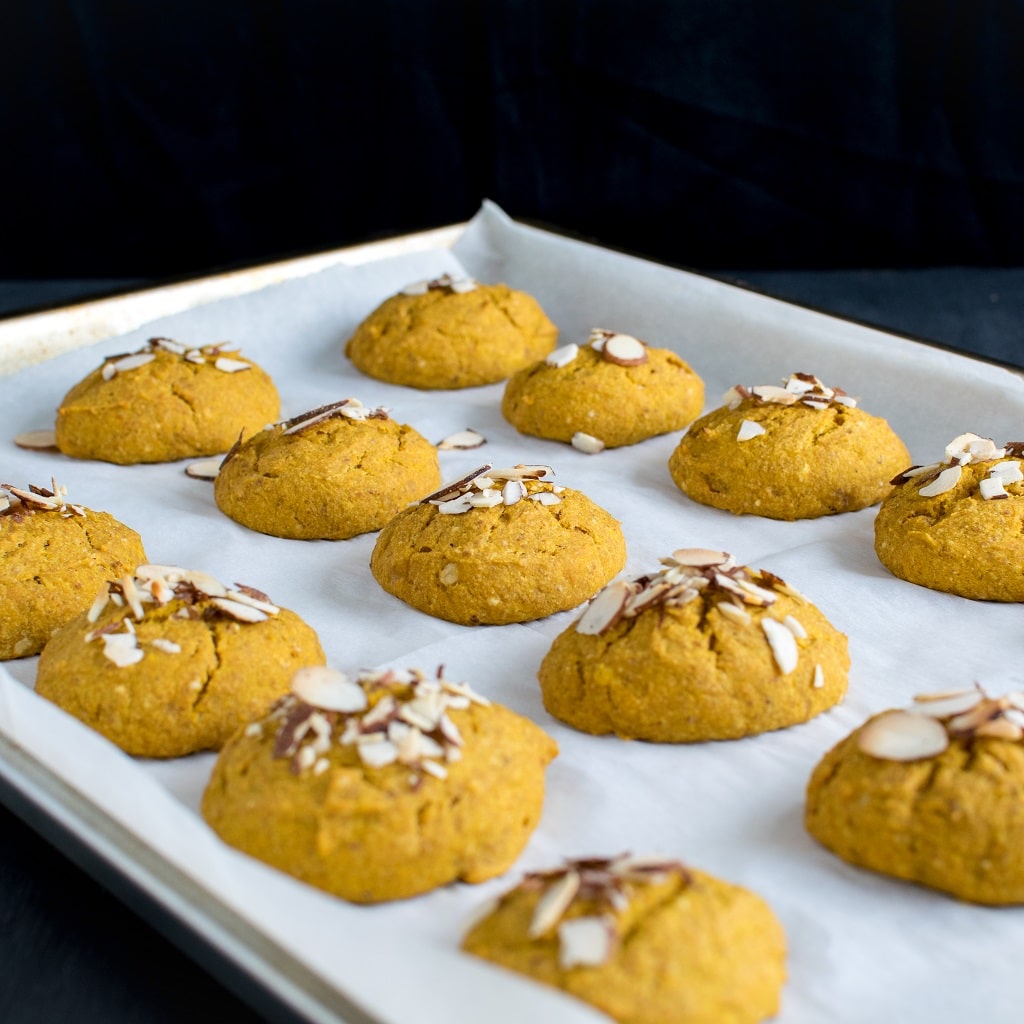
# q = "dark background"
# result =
<box><xmin>6</xmin><ymin>0</ymin><xmax>1024</xmax><ymax>279</ymax></box>
<box><xmin>3</xmin><ymin>3</ymin><xmax>1024</xmax><ymax>1022</ymax></box>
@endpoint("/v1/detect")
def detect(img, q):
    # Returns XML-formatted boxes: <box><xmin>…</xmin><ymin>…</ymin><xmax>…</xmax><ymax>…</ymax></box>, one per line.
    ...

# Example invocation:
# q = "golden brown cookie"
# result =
<box><xmin>201</xmin><ymin>665</ymin><xmax>558</xmax><ymax>902</ymax></box>
<box><xmin>35</xmin><ymin>565</ymin><xmax>325</xmax><ymax>757</ymax></box>
<box><xmin>502</xmin><ymin>328</ymin><xmax>705</xmax><ymax>451</ymax></box>
<box><xmin>369</xmin><ymin>464</ymin><xmax>626</xmax><ymax>625</ymax></box>
<box><xmin>55</xmin><ymin>337</ymin><xmax>280</xmax><ymax>464</ymax></box>
<box><xmin>213</xmin><ymin>399</ymin><xmax>440</xmax><ymax>539</ymax></box>
<box><xmin>806</xmin><ymin>687</ymin><xmax>1024</xmax><ymax>904</ymax></box>
<box><xmin>539</xmin><ymin>548</ymin><xmax>848</xmax><ymax>741</ymax></box>
<box><xmin>875</xmin><ymin>433</ymin><xmax>1024</xmax><ymax>600</ymax></box>
<box><xmin>344</xmin><ymin>273</ymin><xmax>558</xmax><ymax>389</ymax></box>
<box><xmin>462</xmin><ymin>853</ymin><xmax>786</xmax><ymax>1024</ymax></box>
<box><xmin>0</xmin><ymin>480</ymin><xmax>146</xmax><ymax>660</ymax></box>
<box><xmin>668</xmin><ymin>373</ymin><xmax>910</xmax><ymax>520</ymax></box>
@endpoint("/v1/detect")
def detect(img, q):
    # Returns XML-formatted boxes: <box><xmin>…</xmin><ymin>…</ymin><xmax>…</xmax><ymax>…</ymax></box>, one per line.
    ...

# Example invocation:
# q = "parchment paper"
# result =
<box><xmin>2</xmin><ymin>201</ymin><xmax>1022</xmax><ymax>1023</ymax></box>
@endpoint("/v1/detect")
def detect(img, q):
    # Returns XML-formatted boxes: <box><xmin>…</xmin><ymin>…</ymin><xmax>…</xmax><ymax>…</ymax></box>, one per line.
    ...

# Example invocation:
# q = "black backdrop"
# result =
<box><xmin>6</xmin><ymin>0</ymin><xmax>1024</xmax><ymax>278</ymax></box>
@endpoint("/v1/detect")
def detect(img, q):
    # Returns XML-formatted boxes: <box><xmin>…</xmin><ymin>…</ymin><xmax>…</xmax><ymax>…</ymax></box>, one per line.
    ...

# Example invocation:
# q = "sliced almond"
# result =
<box><xmin>670</xmin><ymin>548</ymin><xmax>730</xmax><ymax>568</ymax></box>
<box><xmin>101</xmin><ymin>632</ymin><xmax>144</xmax><ymax>668</ymax></box>
<box><xmin>437</xmin><ymin>429</ymin><xmax>486</xmax><ymax>450</ymax></box>
<box><xmin>529</xmin><ymin>491</ymin><xmax>562</xmax><ymax>505</ymax></box>
<box><xmin>918</xmin><ymin>465</ymin><xmax>962</xmax><ymax>498</ymax></box>
<box><xmin>973</xmin><ymin>718</ymin><xmax>1024</xmax><ymax>741</ymax></box>
<box><xmin>529</xmin><ymin>871</ymin><xmax>581</xmax><ymax>938</ymax></box>
<box><xmin>736</xmin><ymin>420</ymin><xmax>766</xmax><ymax>442</ymax></box>
<box><xmin>577</xmin><ymin>581</ymin><xmax>632</xmax><ymax>635</ymax></box>
<box><xmin>209</xmin><ymin>597</ymin><xmax>269</xmax><ymax>623</ymax></box>
<box><xmin>185</xmin><ymin>457</ymin><xmax>223</xmax><ymax>480</ymax></box>
<box><xmin>501</xmin><ymin>479</ymin><xmax>526</xmax><ymax>505</ymax></box>
<box><xmin>980</xmin><ymin>476</ymin><xmax>1009</xmax><ymax>500</ymax></box>
<box><xmin>762</xmin><ymin>617</ymin><xmax>798</xmax><ymax>674</ymax></box>
<box><xmin>358</xmin><ymin>739</ymin><xmax>399</xmax><ymax>768</ymax></box>
<box><xmin>571</xmin><ymin>432</ymin><xmax>605</xmax><ymax>454</ymax></box>
<box><xmin>989</xmin><ymin>461</ymin><xmax>1024</xmax><ymax>483</ymax></box>
<box><xmin>106</xmin><ymin>352</ymin><xmax>155</xmax><ymax>376</ymax></box>
<box><xmin>717</xmin><ymin>602</ymin><xmax>751</xmax><ymax>626</ymax></box>
<box><xmin>783</xmin><ymin>614</ymin><xmax>807</xmax><ymax>639</ymax></box>
<box><xmin>545</xmin><ymin>343</ymin><xmax>579</xmax><ymax>368</ymax></box>
<box><xmin>751</xmin><ymin>384</ymin><xmax>797</xmax><ymax>405</ymax></box>
<box><xmin>435</xmin><ymin>494</ymin><xmax>474</xmax><ymax>515</ymax></box>
<box><xmin>557</xmin><ymin>916</ymin><xmax>616</xmax><ymax>969</ymax></box>
<box><xmin>858</xmin><ymin>711</ymin><xmax>949</xmax><ymax>761</ymax></box>
<box><xmin>910</xmin><ymin>690</ymin><xmax>983</xmax><ymax>719</ymax></box>
<box><xmin>13</xmin><ymin>429</ymin><xmax>58</xmax><ymax>451</ymax></box>
<box><xmin>812</xmin><ymin>664</ymin><xmax>825</xmax><ymax>689</ymax></box>
<box><xmin>602</xmin><ymin>333</ymin><xmax>647</xmax><ymax>366</ymax></box>
<box><xmin>421</xmin><ymin>465</ymin><xmax>492</xmax><ymax>504</ymax></box>
<box><xmin>213</xmin><ymin>357</ymin><xmax>251</xmax><ymax>373</ymax></box>
<box><xmin>401</xmin><ymin>279</ymin><xmax>429</xmax><ymax>296</ymax></box>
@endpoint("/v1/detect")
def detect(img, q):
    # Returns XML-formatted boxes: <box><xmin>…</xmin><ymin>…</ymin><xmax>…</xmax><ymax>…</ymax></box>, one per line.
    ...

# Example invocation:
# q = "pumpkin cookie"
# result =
<box><xmin>539</xmin><ymin>548</ymin><xmax>848</xmax><ymax>741</ymax></box>
<box><xmin>462</xmin><ymin>853</ymin><xmax>786</xmax><ymax>1024</ymax></box>
<box><xmin>213</xmin><ymin>399</ymin><xmax>440</xmax><ymax>539</ymax></box>
<box><xmin>875</xmin><ymin>433</ymin><xmax>1024</xmax><ymax>600</ymax></box>
<box><xmin>369</xmin><ymin>464</ymin><xmax>626</xmax><ymax>625</ymax></box>
<box><xmin>806</xmin><ymin>687</ymin><xmax>1024</xmax><ymax>904</ymax></box>
<box><xmin>55</xmin><ymin>336</ymin><xmax>280</xmax><ymax>464</ymax></box>
<box><xmin>668</xmin><ymin>373</ymin><xmax>910</xmax><ymax>520</ymax></box>
<box><xmin>35</xmin><ymin>565</ymin><xmax>325</xmax><ymax>757</ymax></box>
<box><xmin>344</xmin><ymin>273</ymin><xmax>558</xmax><ymax>389</ymax></box>
<box><xmin>201</xmin><ymin>665</ymin><xmax>558</xmax><ymax>902</ymax></box>
<box><xmin>0</xmin><ymin>480</ymin><xmax>146</xmax><ymax>660</ymax></box>
<box><xmin>502</xmin><ymin>328</ymin><xmax>704</xmax><ymax>451</ymax></box>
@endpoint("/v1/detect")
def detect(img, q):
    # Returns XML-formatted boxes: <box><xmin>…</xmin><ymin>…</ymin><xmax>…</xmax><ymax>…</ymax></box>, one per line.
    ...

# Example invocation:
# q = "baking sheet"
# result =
<box><xmin>2</xmin><ymin>201</ymin><xmax>1023</xmax><ymax>1023</ymax></box>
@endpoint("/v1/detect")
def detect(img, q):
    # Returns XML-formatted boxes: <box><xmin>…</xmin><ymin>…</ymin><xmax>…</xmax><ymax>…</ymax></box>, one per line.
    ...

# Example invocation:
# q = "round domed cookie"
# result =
<box><xmin>501</xmin><ymin>328</ymin><xmax>705</xmax><ymax>452</ymax></box>
<box><xmin>0</xmin><ymin>480</ymin><xmax>146</xmax><ymax>660</ymax></box>
<box><xmin>35</xmin><ymin>565</ymin><xmax>325</xmax><ymax>757</ymax></box>
<box><xmin>344</xmin><ymin>273</ymin><xmax>558</xmax><ymax>389</ymax></box>
<box><xmin>875</xmin><ymin>433</ymin><xmax>1024</xmax><ymax>600</ymax></box>
<box><xmin>539</xmin><ymin>548</ymin><xmax>848</xmax><ymax>742</ymax></box>
<box><xmin>806</xmin><ymin>687</ymin><xmax>1024</xmax><ymax>904</ymax></box>
<box><xmin>462</xmin><ymin>853</ymin><xmax>786</xmax><ymax>1024</ymax></box>
<box><xmin>668</xmin><ymin>373</ymin><xmax>910</xmax><ymax>520</ymax></box>
<box><xmin>369</xmin><ymin>463</ymin><xmax>626</xmax><ymax>625</ymax></box>
<box><xmin>213</xmin><ymin>399</ymin><xmax>441</xmax><ymax>539</ymax></box>
<box><xmin>201</xmin><ymin>665</ymin><xmax>558</xmax><ymax>903</ymax></box>
<box><xmin>55</xmin><ymin>336</ymin><xmax>280</xmax><ymax>464</ymax></box>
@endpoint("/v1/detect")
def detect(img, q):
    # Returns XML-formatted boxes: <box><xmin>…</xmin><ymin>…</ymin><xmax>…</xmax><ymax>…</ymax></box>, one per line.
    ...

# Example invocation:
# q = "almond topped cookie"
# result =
<box><xmin>35</xmin><ymin>565</ymin><xmax>324</xmax><ymax>757</ymax></box>
<box><xmin>201</xmin><ymin>665</ymin><xmax>558</xmax><ymax>902</ymax></box>
<box><xmin>463</xmin><ymin>853</ymin><xmax>786</xmax><ymax>1024</ymax></box>
<box><xmin>345</xmin><ymin>273</ymin><xmax>558</xmax><ymax>389</ymax></box>
<box><xmin>369</xmin><ymin>463</ymin><xmax>626</xmax><ymax>624</ymax></box>
<box><xmin>806</xmin><ymin>686</ymin><xmax>1024</xmax><ymax>904</ymax></box>
<box><xmin>55</xmin><ymin>336</ymin><xmax>280</xmax><ymax>464</ymax></box>
<box><xmin>668</xmin><ymin>373</ymin><xmax>910</xmax><ymax>520</ymax></box>
<box><xmin>213</xmin><ymin>398</ymin><xmax>440</xmax><ymax>539</ymax></box>
<box><xmin>501</xmin><ymin>328</ymin><xmax>704</xmax><ymax>451</ymax></box>
<box><xmin>0</xmin><ymin>479</ymin><xmax>146</xmax><ymax>659</ymax></box>
<box><xmin>875</xmin><ymin>433</ymin><xmax>1024</xmax><ymax>600</ymax></box>
<box><xmin>539</xmin><ymin>548</ymin><xmax>848</xmax><ymax>741</ymax></box>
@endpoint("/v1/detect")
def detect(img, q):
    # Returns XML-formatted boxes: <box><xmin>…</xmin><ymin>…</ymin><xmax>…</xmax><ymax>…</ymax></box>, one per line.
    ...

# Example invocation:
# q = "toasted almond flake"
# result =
<box><xmin>717</xmin><ymin>602</ymin><xmax>751</xmax><ymax>626</ymax></box>
<box><xmin>858</xmin><ymin>710</ymin><xmax>950</xmax><ymax>761</ymax></box>
<box><xmin>437</xmin><ymin>428</ymin><xmax>486</xmax><ymax>450</ymax></box>
<box><xmin>918</xmin><ymin>465</ymin><xmax>962</xmax><ymax>498</ymax></box>
<box><xmin>571</xmin><ymin>431</ymin><xmax>605</xmax><ymax>454</ymax></box>
<box><xmin>980</xmin><ymin>476</ymin><xmax>1009</xmax><ymax>500</ymax></box>
<box><xmin>209</xmin><ymin>597</ymin><xmax>269</xmax><ymax>623</ymax></box>
<box><xmin>546</xmin><ymin>343</ymin><xmax>579</xmax><ymax>368</ymax></box>
<box><xmin>910</xmin><ymin>690</ymin><xmax>984</xmax><ymax>718</ymax></box>
<box><xmin>670</xmin><ymin>548</ymin><xmax>730</xmax><ymax>568</ymax></box>
<box><xmin>13</xmin><ymin>429</ymin><xmax>58</xmax><ymax>451</ymax></box>
<box><xmin>736</xmin><ymin>419</ymin><xmax>766</xmax><ymax>442</ymax></box>
<box><xmin>185</xmin><ymin>457</ymin><xmax>223</xmax><ymax>480</ymax></box>
<box><xmin>762</xmin><ymin>617</ymin><xmax>798</xmax><ymax>674</ymax></box>
<box><xmin>291</xmin><ymin>666</ymin><xmax>368</xmax><ymax>712</ymax></box>
<box><xmin>602</xmin><ymin>333</ymin><xmax>647</xmax><ymax>366</ymax></box>
<box><xmin>558</xmin><ymin>916</ymin><xmax>616</xmax><ymax>969</ymax></box>
<box><xmin>812</xmin><ymin>664</ymin><xmax>825</xmax><ymax>689</ymax></box>
<box><xmin>502</xmin><ymin>479</ymin><xmax>526</xmax><ymax>505</ymax></box>
<box><xmin>577</xmin><ymin>581</ymin><xmax>632</xmax><ymax>635</ymax></box>
<box><xmin>529</xmin><ymin>871</ymin><xmax>581</xmax><ymax>938</ymax></box>
<box><xmin>214</xmin><ymin>357</ymin><xmax>251</xmax><ymax>373</ymax></box>
<box><xmin>783</xmin><ymin>614</ymin><xmax>807</xmax><ymax>639</ymax></box>
<box><xmin>150</xmin><ymin>638</ymin><xmax>181</xmax><ymax>654</ymax></box>
<box><xmin>529</xmin><ymin>491</ymin><xmax>562</xmax><ymax>505</ymax></box>
<box><xmin>358</xmin><ymin>740</ymin><xmax>399</xmax><ymax>768</ymax></box>
<box><xmin>974</xmin><ymin>718</ymin><xmax>1024</xmax><ymax>741</ymax></box>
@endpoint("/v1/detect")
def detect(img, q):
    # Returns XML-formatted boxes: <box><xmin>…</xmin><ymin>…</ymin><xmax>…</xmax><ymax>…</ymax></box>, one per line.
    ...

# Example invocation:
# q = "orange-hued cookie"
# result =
<box><xmin>213</xmin><ymin>399</ymin><xmax>440</xmax><ymax>539</ymax></box>
<box><xmin>875</xmin><ymin>433</ymin><xmax>1024</xmax><ymax>600</ymax></box>
<box><xmin>370</xmin><ymin>464</ymin><xmax>626</xmax><ymax>624</ymax></box>
<box><xmin>55</xmin><ymin>336</ymin><xmax>280</xmax><ymax>464</ymax></box>
<box><xmin>806</xmin><ymin>687</ymin><xmax>1024</xmax><ymax>904</ymax></box>
<box><xmin>502</xmin><ymin>328</ymin><xmax>704</xmax><ymax>450</ymax></box>
<box><xmin>35</xmin><ymin>565</ymin><xmax>325</xmax><ymax>757</ymax></box>
<box><xmin>202</xmin><ymin>666</ymin><xmax>558</xmax><ymax>902</ymax></box>
<box><xmin>539</xmin><ymin>548</ymin><xmax>848</xmax><ymax>741</ymax></box>
<box><xmin>0</xmin><ymin>480</ymin><xmax>146</xmax><ymax>659</ymax></box>
<box><xmin>345</xmin><ymin>273</ymin><xmax>558</xmax><ymax>389</ymax></box>
<box><xmin>668</xmin><ymin>373</ymin><xmax>910</xmax><ymax>520</ymax></box>
<box><xmin>463</xmin><ymin>854</ymin><xmax>786</xmax><ymax>1024</ymax></box>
